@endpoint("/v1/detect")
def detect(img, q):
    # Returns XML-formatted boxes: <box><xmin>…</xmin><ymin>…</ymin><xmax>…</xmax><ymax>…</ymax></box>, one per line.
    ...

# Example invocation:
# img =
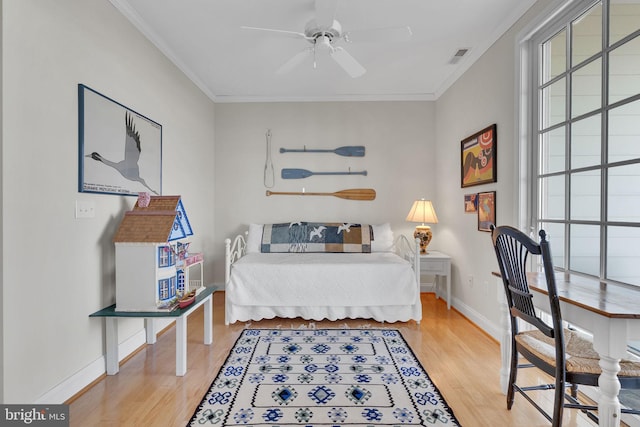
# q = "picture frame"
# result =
<box><xmin>461</xmin><ymin>124</ymin><xmax>497</xmax><ymax>188</ymax></box>
<box><xmin>464</xmin><ymin>193</ymin><xmax>478</xmax><ymax>213</ymax></box>
<box><xmin>477</xmin><ymin>191</ymin><xmax>496</xmax><ymax>232</ymax></box>
<box><xmin>78</xmin><ymin>84</ymin><xmax>162</xmax><ymax>196</ymax></box>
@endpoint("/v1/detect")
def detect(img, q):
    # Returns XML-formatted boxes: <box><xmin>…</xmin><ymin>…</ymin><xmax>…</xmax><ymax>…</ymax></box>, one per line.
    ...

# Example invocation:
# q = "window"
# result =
<box><xmin>158</xmin><ymin>245</ymin><xmax>176</xmax><ymax>267</ymax></box>
<box><xmin>526</xmin><ymin>0</ymin><xmax>640</xmax><ymax>286</ymax></box>
<box><xmin>158</xmin><ymin>276</ymin><xmax>177</xmax><ymax>301</ymax></box>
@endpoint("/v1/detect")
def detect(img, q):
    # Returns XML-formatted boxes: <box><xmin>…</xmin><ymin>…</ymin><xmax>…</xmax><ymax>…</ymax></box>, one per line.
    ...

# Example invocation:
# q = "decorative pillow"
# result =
<box><xmin>246</xmin><ymin>223</ymin><xmax>263</xmax><ymax>253</ymax></box>
<box><xmin>261</xmin><ymin>222</ymin><xmax>372</xmax><ymax>253</ymax></box>
<box><xmin>371</xmin><ymin>223</ymin><xmax>394</xmax><ymax>252</ymax></box>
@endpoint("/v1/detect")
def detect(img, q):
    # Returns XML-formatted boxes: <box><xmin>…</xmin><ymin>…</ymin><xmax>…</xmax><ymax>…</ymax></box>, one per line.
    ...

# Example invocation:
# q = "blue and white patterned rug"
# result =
<box><xmin>188</xmin><ymin>328</ymin><xmax>461</xmax><ymax>426</ymax></box>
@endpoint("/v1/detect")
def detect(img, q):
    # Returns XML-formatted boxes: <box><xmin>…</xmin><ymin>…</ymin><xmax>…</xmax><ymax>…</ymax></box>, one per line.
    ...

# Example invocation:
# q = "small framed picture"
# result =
<box><xmin>464</xmin><ymin>193</ymin><xmax>478</xmax><ymax>213</ymax></box>
<box><xmin>477</xmin><ymin>191</ymin><xmax>496</xmax><ymax>232</ymax></box>
<box><xmin>461</xmin><ymin>124</ymin><xmax>497</xmax><ymax>188</ymax></box>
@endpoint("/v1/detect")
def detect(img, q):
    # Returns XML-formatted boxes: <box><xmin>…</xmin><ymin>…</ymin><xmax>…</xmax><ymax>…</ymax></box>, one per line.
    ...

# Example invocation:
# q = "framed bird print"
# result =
<box><xmin>78</xmin><ymin>84</ymin><xmax>162</xmax><ymax>196</ymax></box>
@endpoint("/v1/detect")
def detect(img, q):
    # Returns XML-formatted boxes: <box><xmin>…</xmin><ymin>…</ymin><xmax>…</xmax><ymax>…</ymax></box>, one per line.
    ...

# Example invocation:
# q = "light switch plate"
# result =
<box><xmin>76</xmin><ymin>201</ymin><xmax>95</xmax><ymax>219</ymax></box>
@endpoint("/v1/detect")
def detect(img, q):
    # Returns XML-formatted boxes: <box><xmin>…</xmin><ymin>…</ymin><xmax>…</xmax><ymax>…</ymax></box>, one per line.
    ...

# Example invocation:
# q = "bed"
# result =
<box><xmin>224</xmin><ymin>222</ymin><xmax>421</xmax><ymax>325</ymax></box>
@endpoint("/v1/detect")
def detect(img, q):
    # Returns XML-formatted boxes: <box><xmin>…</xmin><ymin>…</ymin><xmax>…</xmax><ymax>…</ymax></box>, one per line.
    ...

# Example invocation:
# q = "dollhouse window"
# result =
<box><xmin>158</xmin><ymin>246</ymin><xmax>176</xmax><ymax>267</ymax></box>
<box><xmin>158</xmin><ymin>279</ymin><xmax>170</xmax><ymax>300</ymax></box>
<box><xmin>169</xmin><ymin>276</ymin><xmax>177</xmax><ymax>298</ymax></box>
<box><xmin>158</xmin><ymin>276</ymin><xmax>177</xmax><ymax>301</ymax></box>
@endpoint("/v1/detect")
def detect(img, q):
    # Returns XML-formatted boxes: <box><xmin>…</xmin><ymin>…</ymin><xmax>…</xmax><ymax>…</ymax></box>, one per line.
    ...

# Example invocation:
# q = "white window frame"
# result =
<box><xmin>517</xmin><ymin>0</ymin><xmax>640</xmax><ymax>286</ymax></box>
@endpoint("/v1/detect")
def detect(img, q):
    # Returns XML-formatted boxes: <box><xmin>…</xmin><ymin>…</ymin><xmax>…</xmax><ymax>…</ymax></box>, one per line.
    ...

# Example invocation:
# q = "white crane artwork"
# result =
<box><xmin>86</xmin><ymin>111</ymin><xmax>159</xmax><ymax>195</ymax></box>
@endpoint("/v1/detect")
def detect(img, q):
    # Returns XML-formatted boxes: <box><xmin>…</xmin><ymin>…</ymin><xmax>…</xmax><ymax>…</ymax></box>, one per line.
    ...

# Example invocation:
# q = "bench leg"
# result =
<box><xmin>105</xmin><ymin>318</ymin><xmax>119</xmax><ymax>375</ymax></box>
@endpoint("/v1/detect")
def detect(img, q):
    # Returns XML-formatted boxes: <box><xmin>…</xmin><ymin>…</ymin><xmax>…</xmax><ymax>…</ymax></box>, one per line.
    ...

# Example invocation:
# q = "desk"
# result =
<box><xmin>420</xmin><ymin>251</ymin><xmax>452</xmax><ymax>309</ymax></box>
<box><xmin>90</xmin><ymin>286</ymin><xmax>215</xmax><ymax>376</ymax></box>
<box><xmin>496</xmin><ymin>272</ymin><xmax>640</xmax><ymax>427</ymax></box>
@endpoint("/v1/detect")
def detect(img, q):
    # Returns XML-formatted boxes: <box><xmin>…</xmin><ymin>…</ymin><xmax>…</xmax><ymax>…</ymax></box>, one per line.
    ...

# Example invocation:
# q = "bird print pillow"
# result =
<box><xmin>261</xmin><ymin>222</ymin><xmax>372</xmax><ymax>253</ymax></box>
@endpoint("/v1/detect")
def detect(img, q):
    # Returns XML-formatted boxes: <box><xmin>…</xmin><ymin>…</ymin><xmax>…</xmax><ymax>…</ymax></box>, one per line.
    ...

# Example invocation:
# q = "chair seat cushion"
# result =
<box><xmin>516</xmin><ymin>328</ymin><xmax>640</xmax><ymax>377</ymax></box>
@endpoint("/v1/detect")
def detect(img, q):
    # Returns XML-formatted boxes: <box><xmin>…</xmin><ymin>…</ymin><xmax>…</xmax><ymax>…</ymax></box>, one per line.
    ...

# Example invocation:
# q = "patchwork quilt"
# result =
<box><xmin>261</xmin><ymin>222</ymin><xmax>372</xmax><ymax>253</ymax></box>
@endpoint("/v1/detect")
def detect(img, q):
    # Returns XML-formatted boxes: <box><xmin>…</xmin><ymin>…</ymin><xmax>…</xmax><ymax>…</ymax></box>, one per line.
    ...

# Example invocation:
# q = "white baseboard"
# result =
<box><xmin>35</xmin><ymin>318</ymin><xmax>173</xmax><ymax>404</ymax></box>
<box><xmin>449</xmin><ymin>296</ymin><xmax>501</xmax><ymax>342</ymax></box>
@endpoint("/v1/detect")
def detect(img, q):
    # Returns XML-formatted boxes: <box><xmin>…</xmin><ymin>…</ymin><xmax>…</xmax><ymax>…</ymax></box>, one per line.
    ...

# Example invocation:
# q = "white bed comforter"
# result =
<box><xmin>226</xmin><ymin>252</ymin><xmax>418</xmax><ymax>307</ymax></box>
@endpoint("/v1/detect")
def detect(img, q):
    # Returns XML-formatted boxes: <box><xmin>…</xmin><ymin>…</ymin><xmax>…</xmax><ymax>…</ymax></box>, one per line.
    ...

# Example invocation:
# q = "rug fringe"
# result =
<box><xmin>242</xmin><ymin>321</ymin><xmax>379</xmax><ymax>330</ymax></box>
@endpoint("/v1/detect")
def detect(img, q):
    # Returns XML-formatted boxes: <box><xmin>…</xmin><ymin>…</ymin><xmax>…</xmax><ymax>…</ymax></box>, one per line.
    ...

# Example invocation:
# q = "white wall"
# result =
<box><xmin>213</xmin><ymin>101</ymin><xmax>437</xmax><ymax>283</ymax></box>
<box><xmin>1</xmin><ymin>0</ymin><xmax>216</xmax><ymax>403</ymax></box>
<box><xmin>434</xmin><ymin>0</ymin><xmax>552</xmax><ymax>337</ymax></box>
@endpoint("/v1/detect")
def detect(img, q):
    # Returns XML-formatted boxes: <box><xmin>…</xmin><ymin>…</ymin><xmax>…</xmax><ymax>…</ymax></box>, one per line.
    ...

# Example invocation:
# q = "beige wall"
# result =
<box><xmin>213</xmin><ymin>101</ymin><xmax>437</xmax><ymax>282</ymax></box>
<box><xmin>1</xmin><ymin>0</ymin><xmax>215</xmax><ymax>403</ymax></box>
<box><xmin>434</xmin><ymin>0</ymin><xmax>552</xmax><ymax>333</ymax></box>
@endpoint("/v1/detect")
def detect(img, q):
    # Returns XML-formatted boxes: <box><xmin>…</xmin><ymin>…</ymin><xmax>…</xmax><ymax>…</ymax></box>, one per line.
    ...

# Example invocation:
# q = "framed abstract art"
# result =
<box><xmin>477</xmin><ymin>191</ymin><xmax>496</xmax><ymax>232</ymax></box>
<box><xmin>461</xmin><ymin>124</ymin><xmax>497</xmax><ymax>188</ymax></box>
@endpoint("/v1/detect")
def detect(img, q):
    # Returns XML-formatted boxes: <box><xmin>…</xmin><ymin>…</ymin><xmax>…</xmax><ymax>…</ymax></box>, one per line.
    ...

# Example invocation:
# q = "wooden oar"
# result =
<box><xmin>281</xmin><ymin>168</ymin><xmax>367</xmax><ymax>179</ymax></box>
<box><xmin>279</xmin><ymin>145</ymin><xmax>365</xmax><ymax>157</ymax></box>
<box><xmin>266</xmin><ymin>188</ymin><xmax>376</xmax><ymax>201</ymax></box>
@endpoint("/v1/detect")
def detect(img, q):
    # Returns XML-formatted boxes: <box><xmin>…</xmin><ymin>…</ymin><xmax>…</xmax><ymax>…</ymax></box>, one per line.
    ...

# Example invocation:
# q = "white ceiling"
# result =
<box><xmin>110</xmin><ymin>0</ymin><xmax>537</xmax><ymax>102</ymax></box>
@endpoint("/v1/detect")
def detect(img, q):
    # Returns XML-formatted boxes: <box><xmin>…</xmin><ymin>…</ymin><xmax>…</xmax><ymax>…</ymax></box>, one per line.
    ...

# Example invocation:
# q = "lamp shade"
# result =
<box><xmin>406</xmin><ymin>199</ymin><xmax>438</xmax><ymax>225</ymax></box>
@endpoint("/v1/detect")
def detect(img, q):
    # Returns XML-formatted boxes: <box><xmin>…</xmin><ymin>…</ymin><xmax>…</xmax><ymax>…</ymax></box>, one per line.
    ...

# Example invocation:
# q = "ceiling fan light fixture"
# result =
<box><xmin>315</xmin><ymin>34</ymin><xmax>334</xmax><ymax>52</ymax></box>
<box><xmin>242</xmin><ymin>2</ymin><xmax>408</xmax><ymax>78</ymax></box>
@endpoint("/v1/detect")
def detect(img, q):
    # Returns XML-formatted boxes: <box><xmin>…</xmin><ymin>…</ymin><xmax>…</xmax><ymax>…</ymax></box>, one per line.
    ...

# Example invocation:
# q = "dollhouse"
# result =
<box><xmin>112</xmin><ymin>195</ymin><xmax>203</xmax><ymax>311</ymax></box>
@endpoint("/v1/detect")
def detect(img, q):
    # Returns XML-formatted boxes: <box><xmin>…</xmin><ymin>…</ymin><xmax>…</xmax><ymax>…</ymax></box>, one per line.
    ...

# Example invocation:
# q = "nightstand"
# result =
<box><xmin>420</xmin><ymin>251</ymin><xmax>452</xmax><ymax>309</ymax></box>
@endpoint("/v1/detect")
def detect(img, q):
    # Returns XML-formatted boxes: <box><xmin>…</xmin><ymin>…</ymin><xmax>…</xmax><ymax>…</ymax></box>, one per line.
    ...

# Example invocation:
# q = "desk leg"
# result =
<box><xmin>593</xmin><ymin>319</ymin><xmax>627</xmax><ymax>427</ymax></box>
<box><xmin>105</xmin><ymin>318</ymin><xmax>119</xmax><ymax>375</ymax></box>
<box><xmin>598</xmin><ymin>356</ymin><xmax>622</xmax><ymax>427</ymax></box>
<box><xmin>204</xmin><ymin>295</ymin><xmax>212</xmax><ymax>345</ymax></box>
<box><xmin>176</xmin><ymin>315</ymin><xmax>187</xmax><ymax>376</ymax></box>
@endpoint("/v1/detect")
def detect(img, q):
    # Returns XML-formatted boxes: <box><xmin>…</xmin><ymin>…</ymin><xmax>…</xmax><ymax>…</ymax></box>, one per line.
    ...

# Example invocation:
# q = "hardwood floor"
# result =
<box><xmin>68</xmin><ymin>292</ymin><xmax>601</xmax><ymax>426</ymax></box>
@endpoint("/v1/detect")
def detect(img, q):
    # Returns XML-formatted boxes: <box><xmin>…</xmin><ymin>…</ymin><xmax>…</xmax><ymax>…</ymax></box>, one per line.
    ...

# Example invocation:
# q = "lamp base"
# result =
<box><xmin>414</xmin><ymin>225</ymin><xmax>432</xmax><ymax>254</ymax></box>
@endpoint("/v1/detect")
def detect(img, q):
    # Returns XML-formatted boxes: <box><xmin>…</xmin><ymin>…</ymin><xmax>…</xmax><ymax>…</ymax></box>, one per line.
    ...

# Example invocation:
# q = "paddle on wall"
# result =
<box><xmin>279</xmin><ymin>145</ymin><xmax>365</xmax><ymax>157</ymax></box>
<box><xmin>266</xmin><ymin>188</ymin><xmax>375</xmax><ymax>200</ymax></box>
<box><xmin>281</xmin><ymin>168</ymin><xmax>367</xmax><ymax>179</ymax></box>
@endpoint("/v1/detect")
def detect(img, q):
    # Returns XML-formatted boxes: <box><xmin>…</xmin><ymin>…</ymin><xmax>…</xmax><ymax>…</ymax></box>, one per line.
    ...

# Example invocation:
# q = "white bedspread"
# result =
<box><xmin>226</xmin><ymin>252</ymin><xmax>418</xmax><ymax>307</ymax></box>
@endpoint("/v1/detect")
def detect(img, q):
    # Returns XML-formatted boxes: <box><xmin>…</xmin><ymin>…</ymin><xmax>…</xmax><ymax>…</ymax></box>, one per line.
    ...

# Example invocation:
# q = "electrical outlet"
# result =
<box><xmin>467</xmin><ymin>275</ymin><xmax>474</xmax><ymax>287</ymax></box>
<box><xmin>76</xmin><ymin>201</ymin><xmax>95</xmax><ymax>219</ymax></box>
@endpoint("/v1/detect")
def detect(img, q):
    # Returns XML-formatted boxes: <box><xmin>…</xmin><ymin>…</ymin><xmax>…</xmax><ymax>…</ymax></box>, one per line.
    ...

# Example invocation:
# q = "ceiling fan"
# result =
<box><xmin>242</xmin><ymin>0</ymin><xmax>412</xmax><ymax>78</ymax></box>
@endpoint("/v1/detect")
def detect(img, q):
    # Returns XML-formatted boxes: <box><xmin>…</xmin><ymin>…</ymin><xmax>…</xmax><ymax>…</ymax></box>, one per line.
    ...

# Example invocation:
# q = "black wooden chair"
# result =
<box><xmin>490</xmin><ymin>225</ymin><xmax>640</xmax><ymax>426</ymax></box>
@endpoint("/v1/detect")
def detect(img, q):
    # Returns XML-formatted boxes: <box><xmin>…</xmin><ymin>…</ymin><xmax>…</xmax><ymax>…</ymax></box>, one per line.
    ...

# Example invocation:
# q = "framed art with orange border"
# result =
<box><xmin>477</xmin><ymin>191</ymin><xmax>496</xmax><ymax>232</ymax></box>
<box><xmin>461</xmin><ymin>124</ymin><xmax>497</xmax><ymax>188</ymax></box>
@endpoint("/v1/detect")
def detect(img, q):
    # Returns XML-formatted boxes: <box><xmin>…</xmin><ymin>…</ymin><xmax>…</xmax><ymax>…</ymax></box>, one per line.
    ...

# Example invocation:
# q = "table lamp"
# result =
<box><xmin>406</xmin><ymin>199</ymin><xmax>438</xmax><ymax>254</ymax></box>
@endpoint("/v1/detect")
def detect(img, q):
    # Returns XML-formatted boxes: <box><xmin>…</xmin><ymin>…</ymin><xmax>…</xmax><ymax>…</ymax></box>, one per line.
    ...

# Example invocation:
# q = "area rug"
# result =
<box><xmin>188</xmin><ymin>328</ymin><xmax>461</xmax><ymax>426</ymax></box>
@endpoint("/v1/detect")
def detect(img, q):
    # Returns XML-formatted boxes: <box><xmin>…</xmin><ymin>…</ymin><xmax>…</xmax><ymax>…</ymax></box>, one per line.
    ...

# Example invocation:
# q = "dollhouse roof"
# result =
<box><xmin>133</xmin><ymin>195</ymin><xmax>181</xmax><ymax>211</ymax></box>
<box><xmin>113</xmin><ymin>195</ymin><xmax>194</xmax><ymax>243</ymax></box>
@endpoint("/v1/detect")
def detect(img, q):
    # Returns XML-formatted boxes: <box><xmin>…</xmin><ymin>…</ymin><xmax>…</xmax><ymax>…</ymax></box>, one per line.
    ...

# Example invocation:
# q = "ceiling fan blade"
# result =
<box><xmin>314</xmin><ymin>0</ymin><xmax>338</xmax><ymax>27</ymax></box>
<box><xmin>276</xmin><ymin>48</ymin><xmax>313</xmax><ymax>75</ymax></box>
<box><xmin>241</xmin><ymin>26</ymin><xmax>310</xmax><ymax>40</ymax></box>
<box><xmin>330</xmin><ymin>47</ymin><xmax>366</xmax><ymax>78</ymax></box>
<box><xmin>343</xmin><ymin>26</ymin><xmax>413</xmax><ymax>43</ymax></box>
